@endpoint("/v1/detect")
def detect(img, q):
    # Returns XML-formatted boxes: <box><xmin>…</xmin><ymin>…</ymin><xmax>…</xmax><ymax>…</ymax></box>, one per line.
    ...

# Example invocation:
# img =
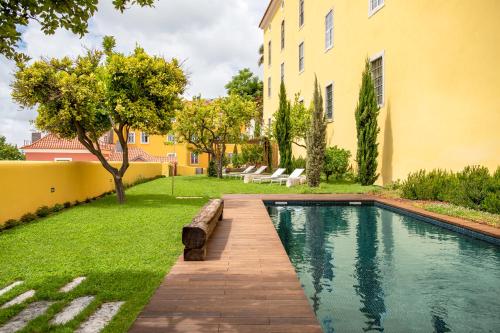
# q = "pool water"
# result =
<box><xmin>266</xmin><ymin>204</ymin><xmax>500</xmax><ymax>332</ymax></box>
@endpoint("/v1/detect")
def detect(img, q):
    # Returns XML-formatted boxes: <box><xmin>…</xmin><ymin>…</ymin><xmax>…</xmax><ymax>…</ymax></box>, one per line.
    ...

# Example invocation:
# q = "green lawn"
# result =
<box><xmin>0</xmin><ymin>176</ymin><xmax>374</xmax><ymax>332</ymax></box>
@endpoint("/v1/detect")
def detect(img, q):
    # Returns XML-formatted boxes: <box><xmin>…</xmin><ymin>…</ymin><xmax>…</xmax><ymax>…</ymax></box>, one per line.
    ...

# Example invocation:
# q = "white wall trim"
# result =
<box><xmin>368</xmin><ymin>0</ymin><xmax>385</xmax><ymax>18</ymax></box>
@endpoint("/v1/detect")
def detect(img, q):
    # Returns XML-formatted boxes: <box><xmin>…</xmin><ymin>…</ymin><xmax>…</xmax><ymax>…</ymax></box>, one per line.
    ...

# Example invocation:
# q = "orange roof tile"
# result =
<box><xmin>21</xmin><ymin>133</ymin><xmax>113</xmax><ymax>151</ymax></box>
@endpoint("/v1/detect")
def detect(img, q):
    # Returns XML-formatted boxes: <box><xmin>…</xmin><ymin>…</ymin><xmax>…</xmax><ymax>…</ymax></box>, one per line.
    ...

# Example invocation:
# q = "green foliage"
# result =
<box><xmin>241</xmin><ymin>144</ymin><xmax>264</xmax><ymax>165</ymax></box>
<box><xmin>36</xmin><ymin>206</ymin><xmax>51</xmax><ymax>218</ymax></box>
<box><xmin>20</xmin><ymin>213</ymin><xmax>37</xmax><ymax>223</ymax></box>
<box><xmin>274</xmin><ymin>81</ymin><xmax>293</xmax><ymax>173</ymax></box>
<box><xmin>3</xmin><ymin>219</ymin><xmax>20</xmax><ymax>230</ymax></box>
<box><xmin>1</xmin><ymin>0</ymin><xmax>154</xmax><ymax>62</ymax></box>
<box><xmin>355</xmin><ymin>59</ymin><xmax>380</xmax><ymax>185</ymax></box>
<box><xmin>208</xmin><ymin>159</ymin><xmax>217</xmax><ymax>177</ymax></box>
<box><xmin>292</xmin><ymin>156</ymin><xmax>307</xmax><ymax>170</ymax></box>
<box><xmin>231</xmin><ymin>153</ymin><xmax>242</xmax><ymax>168</ymax></box>
<box><xmin>262</xmin><ymin>136</ymin><xmax>273</xmax><ymax>169</ymax></box>
<box><xmin>306</xmin><ymin>77</ymin><xmax>327</xmax><ymax>187</ymax></box>
<box><xmin>64</xmin><ymin>202</ymin><xmax>71</xmax><ymax>209</ymax></box>
<box><xmin>290</xmin><ymin>94</ymin><xmax>311</xmax><ymax>148</ymax></box>
<box><xmin>52</xmin><ymin>204</ymin><xmax>64</xmax><ymax>212</ymax></box>
<box><xmin>0</xmin><ymin>136</ymin><xmax>24</xmax><ymax>160</ymax></box>
<box><xmin>400</xmin><ymin>166</ymin><xmax>500</xmax><ymax>214</ymax></box>
<box><xmin>323</xmin><ymin>146</ymin><xmax>352</xmax><ymax>181</ymax></box>
<box><xmin>225</xmin><ymin>68</ymin><xmax>263</xmax><ymax>99</ymax></box>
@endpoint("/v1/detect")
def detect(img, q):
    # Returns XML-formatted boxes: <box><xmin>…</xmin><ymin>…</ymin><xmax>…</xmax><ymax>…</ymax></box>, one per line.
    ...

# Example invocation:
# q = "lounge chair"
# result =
<box><xmin>271</xmin><ymin>168</ymin><xmax>305</xmax><ymax>185</ymax></box>
<box><xmin>253</xmin><ymin>168</ymin><xmax>286</xmax><ymax>183</ymax></box>
<box><xmin>242</xmin><ymin>166</ymin><xmax>268</xmax><ymax>182</ymax></box>
<box><xmin>224</xmin><ymin>165</ymin><xmax>255</xmax><ymax>178</ymax></box>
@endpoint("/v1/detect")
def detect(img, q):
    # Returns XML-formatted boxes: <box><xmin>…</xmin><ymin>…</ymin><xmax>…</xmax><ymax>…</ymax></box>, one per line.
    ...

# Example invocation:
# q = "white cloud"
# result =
<box><xmin>0</xmin><ymin>0</ymin><xmax>268</xmax><ymax>146</ymax></box>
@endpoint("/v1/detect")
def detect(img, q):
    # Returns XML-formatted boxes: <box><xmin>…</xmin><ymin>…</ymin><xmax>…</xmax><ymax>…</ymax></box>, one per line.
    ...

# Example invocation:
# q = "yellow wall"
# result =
<box><xmin>0</xmin><ymin>161</ymin><xmax>163</xmax><ymax>223</ymax></box>
<box><xmin>262</xmin><ymin>0</ymin><xmax>500</xmax><ymax>184</ymax></box>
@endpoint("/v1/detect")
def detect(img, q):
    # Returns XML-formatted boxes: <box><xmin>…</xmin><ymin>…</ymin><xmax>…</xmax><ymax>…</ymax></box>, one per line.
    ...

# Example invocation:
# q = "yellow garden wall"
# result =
<box><xmin>0</xmin><ymin>161</ymin><xmax>163</xmax><ymax>223</ymax></box>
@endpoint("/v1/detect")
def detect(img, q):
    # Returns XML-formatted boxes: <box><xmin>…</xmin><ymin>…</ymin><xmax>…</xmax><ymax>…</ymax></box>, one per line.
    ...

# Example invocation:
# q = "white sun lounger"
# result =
<box><xmin>224</xmin><ymin>165</ymin><xmax>255</xmax><ymax>178</ymax></box>
<box><xmin>241</xmin><ymin>165</ymin><xmax>268</xmax><ymax>179</ymax></box>
<box><xmin>271</xmin><ymin>168</ymin><xmax>305</xmax><ymax>185</ymax></box>
<box><xmin>253</xmin><ymin>168</ymin><xmax>286</xmax><ymax>183</ymax></box>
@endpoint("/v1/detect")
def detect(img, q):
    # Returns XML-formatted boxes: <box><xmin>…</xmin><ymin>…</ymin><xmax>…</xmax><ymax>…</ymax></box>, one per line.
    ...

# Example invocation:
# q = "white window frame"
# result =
<box><xmin>325</xmin><ymin>82</ymin><xmax>334</xmax><ymax>120</ymax></box>
<box><xmin>368</xmin><ymin>0</ymin><xmax>384</xmax><ymax>17</ymax></box>
<box><xmin>190</xmin><ymin>152</ymin><xmax>199</xmax><ymax>165</ymax></box>
<box><xmin>299</xmin><ymin>0</ymin><xmax>305</xmax><ymax>28</ymax></box>
<box><xmin>140</xmin><ymin>132</ymin><xmax>149</xmax><ymax>144</ymax></box>
<box><xmin>325</xmin><ymin>10</ymin><xmax>334</xmax><ymax>51</ymax></box>
<box><xmin>280</xmin><ymin>63</ymin><xmax>285</xmax><ymax>82</ymax></box>
<box><xmin>298</xmin><ymin>41</ymin><xmax>304</xmax><ymax>73</ymax></box>
<box><xmin>167</xmin><ymin>153</ymin><xmax>177</xmax><ymax>158</ymax></box>
<box><xmin>268</xmin><ymin>77</ymin><xmax>272</xmax><ymax>97</ymax></box>
<box><xmin>127</xmin><ymin>132</ymin><xmax>135</xmax><ymax>144</ymax></box>
<box><xmin>370</xmin><ymin>50</ymin><xmax>385</xmax><ymax>107</ymax></box>
<box><xmin>54</xmin><ymin>158</ymin><xmax>72</xmax><ymax>162</ymax></box>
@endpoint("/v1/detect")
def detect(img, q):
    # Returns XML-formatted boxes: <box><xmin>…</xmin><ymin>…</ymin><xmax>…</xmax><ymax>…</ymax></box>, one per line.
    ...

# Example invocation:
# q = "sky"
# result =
<box><xmin>0</xmin><ymin>0</ymin><xmax>268</xmax><ymax>147</ymax></box>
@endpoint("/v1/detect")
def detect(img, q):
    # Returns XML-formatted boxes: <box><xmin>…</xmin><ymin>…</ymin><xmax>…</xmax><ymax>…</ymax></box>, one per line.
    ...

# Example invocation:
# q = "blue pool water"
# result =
<box><xmin>266</xmin><ymin>203</ymin><xmax>500</xmax><ymax>332</ymax></box>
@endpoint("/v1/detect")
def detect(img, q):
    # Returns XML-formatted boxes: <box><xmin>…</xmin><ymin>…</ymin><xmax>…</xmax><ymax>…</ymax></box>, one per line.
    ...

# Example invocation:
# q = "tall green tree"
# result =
<box><xmin>273</xmin><ymin>81</ymin><xmax>293</xmax><ymax>173</ymax></box>
<box><xmin>1</xmin><ymin>0</ymin><xmax>154</xmax><ymax>62</ymax></box>
<box><xmin>290</xmin><ymin>93</ymin><xmax>311</xmax><ymax>148</ymax></box>
<box><xmin>355</xmin><ymin>59</ymin><xmax>380</xmax><ymax>185</ymax></box>
<box><xmin>306</xmin><ymin>77</ymin><xmax>327</xmax><ymax>187</ymax></box>
<box><xmin>0</xmin><ymin>136</ymin><xmax>24</xmax><ymax>160</ymax></box>
<box><xmin>174</xmin><ymin>95</ymin><xmax>256</xmax><ymax>178</ymax></box>
<box><xmin>12</xmin><ymin>37</ymin><xmax>187</xmax><ymax>203</ymax></box>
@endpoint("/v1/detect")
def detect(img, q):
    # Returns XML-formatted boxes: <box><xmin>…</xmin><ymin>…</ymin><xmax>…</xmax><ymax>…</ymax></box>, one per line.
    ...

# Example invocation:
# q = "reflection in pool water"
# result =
<box><xmin>267</xmin><ymin>205</ymin><xmax>500</xmax><ymax>333</ymax></box>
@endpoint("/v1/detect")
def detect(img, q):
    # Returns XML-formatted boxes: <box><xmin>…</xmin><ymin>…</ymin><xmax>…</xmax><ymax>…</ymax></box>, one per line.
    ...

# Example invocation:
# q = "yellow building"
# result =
<box><xmin>260</xmin><ymin>0</ymin><xmax>500</xmax><ymax>184</ymax></box>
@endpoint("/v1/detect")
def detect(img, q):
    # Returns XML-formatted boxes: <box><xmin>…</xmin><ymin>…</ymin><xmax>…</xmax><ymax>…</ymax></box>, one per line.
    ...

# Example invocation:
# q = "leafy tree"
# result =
<box><xmin>258</xmin><ymin>44</ymin><xmax>264</xmax><ymax>67</ymax></box>
<box><xmin>273</xmin><ymin>81</ymin><xmax>293</xmax><ymax>173</ymax></box>
<box><xmin>225</xmin><ymin>68</ymin><xmax>263</xmax><ymax>138</ymax></box>
<box><xmin>323</xmin><ymin>146</ymin><xmax>351</xmax><ymax>181</ymax></box>
<box><xmin>290</xmin><ymin>93</ymin><xmax>311</xmax><ymax>148</ymax></box>
<box><xmin>231</xmin><ymin>145</ymin><xmax>242</xmax><ymax>168</ymax></box>
<box><xmin>240</xmin><ymin>144</ymin><xmax>264</xmax><ymax>165</ymax></box>
<box><xmin>12</xmin><ymin>37</ymin><xmax>187</xmax><ymax>203</ymax></box>
<box><xmin>355</xmin><ymin>59</ymin><xmax>380</xmax><ymax>185</ymax></box>
<box><xmin>174</xmin><ymin>95</ymin><xmax>256</xmax><ymax>178</ymax></box>
<box><xmin>0</xmin><ymin>136</ymin><xmax>25</xmax><ymax>160</ymax></box>
<box><xmin>306</xmin><ymin>77</ymin><xmax>327</xmax><ymax>187</ymax></box>
<box><xmin>1</xmin><ymin>0</ymin><xmax>154</xmax><ymax>62</ymax></box>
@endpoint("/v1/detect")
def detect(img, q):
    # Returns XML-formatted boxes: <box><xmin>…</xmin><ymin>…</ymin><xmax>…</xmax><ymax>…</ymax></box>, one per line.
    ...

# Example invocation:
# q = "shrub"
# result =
<box><xmin>323</xmin><ymin>146</ymin><xmax>351</xmax><ymax>181</ymax></box>
<box><xmin>401</xmin><ymin>169</ymin><xmax>454</xmax><ymax>201</ymax></box>
<box><xmin>20</xmin><ymin>213</ymin><xmax>37</xmax><ymax>223</ymax></box>
<box><xmin>207</xmin><ymin>159</ymin><xmax>217</xmax><ymax>177</ymax></box>
<box><xmin>4</xmin><ymin>219</ymin><xmax>20</xmax><ymax>229</ymax></box>
<box><xmin>52</xmin><ymin>204</ymin><xmax>64</xmax><ymax>212</ymax></box>
<box><xmin>451</xmin><ymin>166</ymin><xmax>492</xmax><ymax>210</ymax></box>
<box><xmin>241</xmin><ymin>144</ymin><xmax>264</xmax><ymax>165</ymax></box>
<box><xmin>292</xmin><ymin>156</ymin><xmax>307</xmax><ymax>170</ymax></box>
<box><xmin>36</xmin><ymin>206</ymin><xmax>51</xmax><ymax>218</ymax></box>
<box><xmin>64</xmin><ymin>201</ymin><xmax>71</xmax><ymax>208</ymax></box>
<box><xmin>231</xmin><ymin>153</ymin><xmax>242</xmax><ymax>168</ymax></box>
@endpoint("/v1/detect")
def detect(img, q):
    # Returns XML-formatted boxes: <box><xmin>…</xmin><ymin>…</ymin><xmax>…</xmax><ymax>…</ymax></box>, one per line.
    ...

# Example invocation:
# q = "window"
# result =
<box><xmin>325</xmin><ymin>10</ymin><xmax>333</xmax><ymax>50</ymax></box>
<box><xmin>298</xmin><ymin>42</ymin><xmax>304</xmax><ymax>72</ymax></box>
<box><xmin>167</xmin><ymin>134</ymin><xmax>175</xmax><ymax>143</ymax></box>
<box><xmin>369</xmin><ymin>0</ymin><xmax>384</xmax><ymax>16</ymax></box>
<box><xmin>268</xmin><ymin>41</ymin><xmax>272</xmax><ymax>65</ymax></box>
<box><xmin>268</xmin><ymin>117</ymin><xmax>272</xmax><ymax>130</ymax></box>
<box><xmin>280</xmin><ymin>63</ymin><xmax>285</xmax><ymax>82</ymax></box>
<box><xmin>371</xmin><ymin>54</ymin><xmax>384</xmax><ymax>106</ymax></box>
<box><xmin>268</xmin><ymin>77</ymin><xmax>272</xmax><ymax>97</ymax></box>
<box><xmin>325</xmin><ymin>83</ymin><xmax>333</xmax><ymax>119</ymax></box>
<box><xmin>141</xmin><ymin>132</ymin><xmax>149</xmax><ymax>144</ymax></box>
<box><xmin>127</xmin><ymin>132</ymin><xmax>135</xmax><ymax>144</ymax></box>
<box><xmin>299</xmin><ymin>0</ymin><xmax>304</xmax><ymax>27</ymax></box>
<box><xmin>54</xmin><ymin>158</ymin><xmax>72</xmax><ymax>162</ymax></box>
<box><xmin>190</xmin><ymin>152</ymin><xmax>199</xmax><ymax>165</ymax></box>
<box><xmin>281</xmin><ymin>20</ymin><xmax>285</xmax><ymax>50</ymax></box>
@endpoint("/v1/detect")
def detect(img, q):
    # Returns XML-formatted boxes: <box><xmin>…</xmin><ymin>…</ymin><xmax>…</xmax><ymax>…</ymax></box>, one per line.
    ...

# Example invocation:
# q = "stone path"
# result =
<box><xmin>0</xmin><ymin>282</ymin><xmax>23</xmax><ymax>297</ymax></box>
<box><xmin>0</xmin><ymin>277</ymin><xmax>123</xmax><ymax>333</ymax></box>
<box><xmin>0</xmin><ymin>301</ymin><xmax>53</xmax><ymax>333</ymax></box>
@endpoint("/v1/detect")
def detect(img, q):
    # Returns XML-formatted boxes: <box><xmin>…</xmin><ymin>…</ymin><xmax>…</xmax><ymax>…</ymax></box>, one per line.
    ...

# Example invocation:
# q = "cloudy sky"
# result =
<box><xmin>0</xmin><ymin>0</ymin><xmax>268</xmax><ymax>146</ymax></box>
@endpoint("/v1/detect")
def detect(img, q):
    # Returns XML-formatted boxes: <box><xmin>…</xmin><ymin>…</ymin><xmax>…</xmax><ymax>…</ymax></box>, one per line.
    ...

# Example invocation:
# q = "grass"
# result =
<box><xmin>0</xmin><ymin>176</ymin><xmax>374</xmax><ymax>332</ymax></box>
<box><xmin>418</xmin><ymin>202</ymin><xmax>500</xmax><ymax>228</ymax></box>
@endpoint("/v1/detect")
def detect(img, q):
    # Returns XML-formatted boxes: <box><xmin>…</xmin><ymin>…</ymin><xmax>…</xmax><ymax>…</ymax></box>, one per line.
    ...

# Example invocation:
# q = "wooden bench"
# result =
<box><xmin>182</xmin><ymin>199</ymin><xmax>224</xmax><ymax>261</ymax></box>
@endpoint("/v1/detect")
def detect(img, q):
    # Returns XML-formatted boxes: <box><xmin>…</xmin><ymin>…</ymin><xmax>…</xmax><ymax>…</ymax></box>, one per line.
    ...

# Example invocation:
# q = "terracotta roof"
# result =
<box><xmin>108</xmin><ymin>147</ymin><xmax>171</xmax><ymax>163</ymax></box>
<box><xmin>21</xmin><ymin>133</ymin><xmax>113</xmax><ymax>151</ymax></box>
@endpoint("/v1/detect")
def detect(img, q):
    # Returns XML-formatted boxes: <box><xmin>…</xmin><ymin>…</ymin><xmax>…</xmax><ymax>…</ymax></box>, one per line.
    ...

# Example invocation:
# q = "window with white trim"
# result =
<box><xmin>325</xmin><ymin>10</ymin><xmax>333</xmax><ymax>50</ymax></box>
<box><xmin>298</xmin><ymin>42</ymin><xmax>304</xmax><ymax>72</ymax></box>
<box><xmin>371</xmin><ymin>55</ymin><xmax>384</xmax><ymax>106</ymax></box>
<box><xmin>268</xmin><ymin>77</ymin><xmax>272</xmax><ymax>97</ymax></box>
<box><xmin>268</xmin><ymin>40</ymin><xmax>272</xmax><ymax>65</ymax></box>
<box><xmin>190</xmin><ymin>152</ymin><xmax>199</xmax><ymax>165</ymax></box>
<box><xmin>299</xmin><ymin>0</ymin><xmax>304</xmax><ymax>27</ymax></box>
<box><xmin>280</xmin><ymin>63</ymin><xmax>285</xmax><ymax>82</ymax></box>
<box><xmin>369</xmin><ymin>0</ymin><xmax>384</xmax><ymax>16</ymax></box>
<box><xmin>325</xmin><ymin>83</ymin><xmax>333</xmax><ymax>119</ymax></box>
<box><xmin>281</xmin><ymin>20</ymin><xmax>285</xmax><ymax>50</ymax></box>
<box><xmin>127</xmin><ymin>132</ymin><xmax>135</xmax><ymax>144</ymax></box>
<box><xmin>141</xmin><ymin>132</ymin><xmax>149</xmax><ymax>144</ymax></box>
<box><xmin>167</xmin><ymin>134</ymin><xmax>175</xmax><ymax>143</ymax></box>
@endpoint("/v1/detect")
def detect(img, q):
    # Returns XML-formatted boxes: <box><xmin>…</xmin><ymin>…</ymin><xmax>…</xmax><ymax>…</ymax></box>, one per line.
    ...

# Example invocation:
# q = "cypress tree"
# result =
<box><xmin>306</xmin><ymin>77</ymin><xmax>327</xmax><ymax>187</ymax></box>
<box><xmin>355</xmin><ymin>59</ymin><xmax>380</xmax><ymax>185</ymax></box>
<box><xmin>275</xmin><ymin>81</ymin><xmax>293</xmax><ymax>173</ymax></box>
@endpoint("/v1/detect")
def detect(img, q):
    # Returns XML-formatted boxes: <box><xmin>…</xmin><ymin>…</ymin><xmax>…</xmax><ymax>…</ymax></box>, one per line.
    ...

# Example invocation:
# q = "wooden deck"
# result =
<box><xmin>129</xmin><ymin>194</ymin><xmax>499</xmax><ymax>333</ymax></box>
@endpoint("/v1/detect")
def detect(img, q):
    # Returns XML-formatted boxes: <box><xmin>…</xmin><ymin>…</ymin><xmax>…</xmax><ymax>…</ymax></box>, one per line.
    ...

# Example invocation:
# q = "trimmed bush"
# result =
<box><xmin>20</xmin><ymin>213</ymin><xmax>37</xmax><ymax>223</ymax></box>
<box><xmin>207</xmin><ymin>159</ymin><xmax>217</xmax><ymax>177</ymax></box>
<box><xmin>241</xmin><ymin>144</ymin><xmax>264</xmax><ymax>165</ymax></box>
<box><xmin>36</xmin><ymin>206</ymin><xmax>51</xmax><ymax>218</ymax></box>
<box><xmin>64</xmin><ymin>201</ymin><xmax>71</xmax><ymax>208</ymax></box>
<box><xmin>4</xmin><ymin>219</ymin><xmax>20</xmax><ymax>229</ymax></box>
<box><xmin>323</xmin><ymin>146</ymin><xmax>351</xmax><ymax>181</ymax></box>
<box><xmin>52</xmin><ymin>204</ymin><xmax>64</xmax><ymax>212</ymax></box>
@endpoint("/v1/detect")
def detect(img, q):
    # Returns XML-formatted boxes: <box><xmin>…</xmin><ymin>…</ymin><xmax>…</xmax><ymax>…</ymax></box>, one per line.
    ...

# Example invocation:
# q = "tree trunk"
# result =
<box><xmin>113</xmin><ymin>175</ymin><xmax>126</xmax><ymax>204</ymax></box>
<box><xmin>216</xmin><ymin>144</ymin><xmax>226</xmax><ymax>178</ymax></box>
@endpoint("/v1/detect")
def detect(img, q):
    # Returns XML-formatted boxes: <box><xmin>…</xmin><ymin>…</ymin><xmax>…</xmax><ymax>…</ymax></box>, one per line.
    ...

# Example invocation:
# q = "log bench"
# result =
<box><xmin>182</xmin><ymin>199</ymin><xmax>224</xmax><ymax>261</ymax></box>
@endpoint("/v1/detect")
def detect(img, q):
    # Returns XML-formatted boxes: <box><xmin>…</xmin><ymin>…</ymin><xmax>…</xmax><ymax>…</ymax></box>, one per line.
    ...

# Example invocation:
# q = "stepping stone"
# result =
<box><xmin>60</xmin><ymin>277</ymin><xmax>86</xmax><ymax>293</ymax></box>
<box><xmin>1</xmin><ymin>290</ymin><xmax>35</xmax><ymax>309</ymax></box>
<box><xmin>0</xmin><ymin>282</ymin><xmax>23</xmax><ymax>297</ymax></box>
<box><xmin>75</xmin><ymin>302</ymin><xmax>124</xmax><ymax>333</ymax></box>
<box><xmin>51</xmin><ymin>296</ymin><xmax>95</xmax><ymax>325</ymax></box>
<box><xmin>0</xmin><ymin>301</ymin><xmax>53</xmax><ymax>333</ymax></box>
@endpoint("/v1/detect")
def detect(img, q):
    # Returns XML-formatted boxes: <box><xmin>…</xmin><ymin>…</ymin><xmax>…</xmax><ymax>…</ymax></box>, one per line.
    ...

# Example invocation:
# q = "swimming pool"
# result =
<box><xmin>266</xmin><ymin>202</ymin><xmax>500</xmax><ymax>332</ymax></box>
